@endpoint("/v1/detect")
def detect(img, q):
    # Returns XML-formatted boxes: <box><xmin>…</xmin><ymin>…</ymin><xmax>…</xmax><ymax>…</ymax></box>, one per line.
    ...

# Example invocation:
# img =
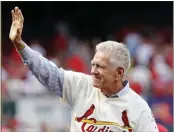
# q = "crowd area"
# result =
<box><xmin>2</xmin><ymin>23</ymin><xmax>173</xmax><ymax>132</ymax></box>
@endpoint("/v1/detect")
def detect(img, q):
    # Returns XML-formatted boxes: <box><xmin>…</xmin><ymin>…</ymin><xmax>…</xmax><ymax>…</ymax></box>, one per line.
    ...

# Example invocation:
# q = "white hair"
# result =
<box><xmin>96</xmin><ymin>40</ymin><xmax>131</xmax><ymax>76</ymax></box>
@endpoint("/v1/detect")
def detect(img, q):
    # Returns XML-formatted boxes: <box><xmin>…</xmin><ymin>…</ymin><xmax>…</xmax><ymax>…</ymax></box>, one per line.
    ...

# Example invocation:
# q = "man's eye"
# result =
<box><xmin>96</xmin><ymin>64</ymin><xmax>100</xmax><ymax>68</ymax></box>
<box><xmin>96</xmin><ymin>64</ymin><xmax>103</xmax><ymax>68</ymax></box>
<box><xmin>92</xmin><ymin>63</ymin><xmax>105</xmax><ymax>69</ymax></box>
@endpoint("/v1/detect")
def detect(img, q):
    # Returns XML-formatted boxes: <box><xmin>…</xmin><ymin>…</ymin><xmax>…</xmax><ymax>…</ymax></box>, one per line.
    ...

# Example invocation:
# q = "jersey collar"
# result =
<box><xmin>106</xmin><ymin>80</ymin><xmax>130</xmax><ymax>98</ymax></box>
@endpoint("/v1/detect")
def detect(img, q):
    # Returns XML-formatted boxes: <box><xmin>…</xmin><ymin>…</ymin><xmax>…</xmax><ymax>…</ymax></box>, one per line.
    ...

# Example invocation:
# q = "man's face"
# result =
<box><xmin>91</xmin><ymin>51</ymin><xmax>116</xmax><ymax>91</ymax></box>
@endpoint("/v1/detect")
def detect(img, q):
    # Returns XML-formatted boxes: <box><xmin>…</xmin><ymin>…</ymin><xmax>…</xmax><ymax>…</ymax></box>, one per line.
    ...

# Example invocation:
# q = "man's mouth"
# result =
<box><xmin>93</xmin><ymin>76</ymin><xmax>101</xmax><ymax>80</ymax></box>
<box><xmin>93</xmin><ymin>77</ymin><xmax>101</xmax><ymax>82</ymax></box>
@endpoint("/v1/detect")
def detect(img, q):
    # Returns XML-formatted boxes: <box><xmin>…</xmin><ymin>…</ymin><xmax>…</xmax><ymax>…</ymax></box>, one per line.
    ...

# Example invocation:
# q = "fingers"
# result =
<box><xmin>19</xmin><ymin>10</ymin><xmax>24</xmax><ymax>23</ymax></box>
<box><xmin>11</xmin><ymin>10</ymin><xmax>15</xmax><ymax>21</ymax></box>
<box><xmin>11</xmin><ymin>7</ymin><xmax>18</xmax><ymax>21</ymax></box>
<box><xmin>16</xmin><ymin>7</ymin><xmax>24</xmax><ymax>23</ymax></box>
<box><xmin>14</xmin><ymin>7</ymin><xmax>19</xmax><ymax>20</ymax></box>
<box><xmin>12</xmin><ymin>7</ymin><xmax>23</xmax><ymax>21</ymax></box>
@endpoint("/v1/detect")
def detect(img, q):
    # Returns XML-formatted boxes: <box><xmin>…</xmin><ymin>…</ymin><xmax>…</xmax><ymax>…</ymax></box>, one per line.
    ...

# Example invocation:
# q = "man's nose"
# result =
<box><xmin>91</xmin><ymin>66</ymin><xmax>98</xmax><ymax>75</ymax></box>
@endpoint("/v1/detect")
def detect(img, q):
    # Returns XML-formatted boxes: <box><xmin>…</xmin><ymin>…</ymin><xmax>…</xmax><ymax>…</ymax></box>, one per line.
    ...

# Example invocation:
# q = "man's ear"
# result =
<box><xmin>115</xmin><ymin>67</ymin><xmax>124</xmax><ymax>80</ymax></box>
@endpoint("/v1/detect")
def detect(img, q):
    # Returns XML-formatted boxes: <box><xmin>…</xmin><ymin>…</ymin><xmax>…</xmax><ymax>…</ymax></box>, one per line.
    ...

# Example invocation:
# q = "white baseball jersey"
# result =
<box><xmin>19</xmin><ymin>44</ymin><xmax>159</xmax><ymax>132</ymax></box>
<box><xmin>62</xmin><ymin>70</ymin><xmax>159</xmax><ymax>132</ymax></box>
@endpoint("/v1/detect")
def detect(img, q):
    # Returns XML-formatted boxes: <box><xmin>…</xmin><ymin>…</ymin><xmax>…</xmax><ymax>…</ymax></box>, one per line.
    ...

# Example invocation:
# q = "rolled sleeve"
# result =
<box><xmin>18</xmin><ymin>44</ymin><xmax>64</xmax><ymax>97</ymax></box>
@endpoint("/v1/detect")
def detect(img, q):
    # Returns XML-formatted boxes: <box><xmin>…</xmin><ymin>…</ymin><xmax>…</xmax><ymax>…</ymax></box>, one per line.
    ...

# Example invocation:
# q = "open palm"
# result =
<box><xmin>9</xmin><ymin>7</ymin><xmax>24</xmax><ymax>42</ymax></box>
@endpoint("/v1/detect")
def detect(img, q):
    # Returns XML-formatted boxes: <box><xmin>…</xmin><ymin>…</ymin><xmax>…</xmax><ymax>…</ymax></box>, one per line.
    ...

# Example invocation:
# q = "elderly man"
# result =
<box><xmin>9</xmin><ymin>7</ymin><xmax>159</xmax><ymax>132</ymax></box>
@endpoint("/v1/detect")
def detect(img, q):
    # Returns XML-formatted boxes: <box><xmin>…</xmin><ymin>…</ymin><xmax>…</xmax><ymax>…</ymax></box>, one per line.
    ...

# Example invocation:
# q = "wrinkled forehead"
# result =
<box><xmin>92</xmin><ymin>51</ymin><xmax>111</xmax><ymax>64</ymax></box>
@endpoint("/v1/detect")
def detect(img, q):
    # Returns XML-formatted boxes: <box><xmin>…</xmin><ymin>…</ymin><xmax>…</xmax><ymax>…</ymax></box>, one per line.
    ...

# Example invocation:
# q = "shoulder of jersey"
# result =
<box><xmin>128</xmin><ymin>89</ymin><xmax>150</xmax><ymax>110</ymax></box>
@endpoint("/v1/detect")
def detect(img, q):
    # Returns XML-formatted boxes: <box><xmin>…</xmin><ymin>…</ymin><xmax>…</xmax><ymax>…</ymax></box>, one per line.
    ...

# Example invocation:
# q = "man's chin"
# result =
<box><xmin>93</xmin><ymin>83</ymin><xmax>102</xmax><ymax>89</ymax></box>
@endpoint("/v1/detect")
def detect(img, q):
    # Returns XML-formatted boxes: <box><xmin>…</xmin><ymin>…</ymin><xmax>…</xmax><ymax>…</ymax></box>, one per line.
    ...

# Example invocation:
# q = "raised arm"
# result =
<box><xmin>9</xmin><ymin>7</ymin><xmax>64</xmax><ymax>97</ymax></box>
<box><xmin>9</xmin><ymin>7</ymin><xmax>92</xmax><ymax>106</ymax></box>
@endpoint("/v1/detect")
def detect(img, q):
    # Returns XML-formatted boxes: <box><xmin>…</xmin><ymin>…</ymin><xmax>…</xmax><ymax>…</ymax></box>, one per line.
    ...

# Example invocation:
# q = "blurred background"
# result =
<box><xmin>1</xmin><ymin>1</ymin><xmax>173</xmax><ymax>132</ymax></box>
